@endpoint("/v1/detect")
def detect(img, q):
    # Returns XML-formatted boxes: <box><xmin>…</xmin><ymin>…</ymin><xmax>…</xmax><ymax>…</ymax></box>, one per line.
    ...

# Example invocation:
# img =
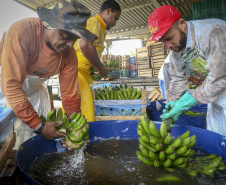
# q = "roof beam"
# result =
<box><xmin>106</xmin><ymin>25</ymin><xmax>150</xmax><ymax>39</ymax></box>
<box><xmin>121</xmin><ymin>0</ymin><xmax>154</xmax><ymax>12</ymax></box>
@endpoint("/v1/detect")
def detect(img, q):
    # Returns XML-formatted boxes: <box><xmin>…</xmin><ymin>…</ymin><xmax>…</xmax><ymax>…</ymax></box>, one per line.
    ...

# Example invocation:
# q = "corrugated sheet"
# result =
<box><xmin>15</xmin><ymin>0</ymin><xmax>194</xmax><ymax>39</ymax></box>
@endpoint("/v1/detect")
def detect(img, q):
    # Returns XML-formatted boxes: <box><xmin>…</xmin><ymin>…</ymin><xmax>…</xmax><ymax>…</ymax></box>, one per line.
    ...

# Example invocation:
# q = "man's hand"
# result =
<box><xmin>95</xmin><ymin>67</ymin><xmax>114</xmax><ymax>78</ymax></box>
<box><xmin>160</xmin><ymin>92</ymin><xmax>198</xmax><ymax>123</ymax></box>
<box><xmin>34</xmin><ymin>121</ymin><xmax>65</xmax><ymax>140</ymax></box>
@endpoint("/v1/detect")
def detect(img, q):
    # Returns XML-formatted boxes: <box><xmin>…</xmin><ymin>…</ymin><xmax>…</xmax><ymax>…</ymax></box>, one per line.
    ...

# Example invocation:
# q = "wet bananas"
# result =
<box><xmin>137</xmin><ymin>113</ymin><xmax>226</xmax><ymax>177</ymax></box>
<box><xmin>43</xmin><ymin>109</ymin><xmax>89</xmax><ymax>150</ymax></box>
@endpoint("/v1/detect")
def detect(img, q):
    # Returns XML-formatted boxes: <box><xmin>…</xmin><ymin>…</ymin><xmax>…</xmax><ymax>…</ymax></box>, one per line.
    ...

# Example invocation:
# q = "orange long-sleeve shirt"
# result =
<box><xmin>0</xmin><ymin>18</ymin><xmax>80</xmax><ymax>128</ymax></box>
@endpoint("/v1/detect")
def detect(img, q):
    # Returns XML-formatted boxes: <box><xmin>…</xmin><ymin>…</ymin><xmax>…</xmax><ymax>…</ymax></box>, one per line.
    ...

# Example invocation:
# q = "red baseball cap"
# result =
<box><xmin>148</xmin><ymin>5</ymin><xmax>182</xmax><ymax>43</ymax></box>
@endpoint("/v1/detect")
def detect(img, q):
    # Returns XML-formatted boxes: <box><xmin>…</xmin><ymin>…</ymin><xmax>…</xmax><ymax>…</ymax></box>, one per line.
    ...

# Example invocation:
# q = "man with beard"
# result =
<box><xmin>73</xmin><ymin>0</ymin><xmax>121</xmax><ymax>122</ymax></box>
<box><xmin>148</xmin><ymin>5</ymin><xmax>226</xmax><ymax>136</ymax></box>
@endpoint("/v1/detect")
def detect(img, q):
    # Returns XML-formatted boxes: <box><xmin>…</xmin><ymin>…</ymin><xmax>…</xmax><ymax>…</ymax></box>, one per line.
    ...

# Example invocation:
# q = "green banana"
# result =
<box><xmin>169</xmin><ymin>138</ymin><xmax>182</xmax><ymax>149</ymax></box>
<box><xmin>131</xmin><ymin>88</ymin><xmax>137</xmax><ymax>99</ymax></box>
<box><xmin>166</xmin><ymin>153</ymin><xmax>177</xmax><ymax>161</ymax></box>
<box><xmin>149</xmin><ymin>121</ymin><xmax>161</xmax><ymax>138</ymax></box>
<box><xmin>175</xmin><ymin>146</ymin><xmax>188</xmax><ymax>156</ymax></box>
<box><xmin>164</xmin><ymin>133</ymin><xmax>173</xmax><ymax>145</ymax></box>
<box><xmin>58</xmin><ymin>128</ymin><xmax>66</xmax><ymax>134</ymax></box>
<box><xmin>165</xmin><ymin>146</ymin><xmax>175</xmax><ymax>155</ymax></box>
<box><xmin>180</xmin><ymin>137</ymin><xmax>191</xmax><ymax>147</ymax></box>
<box><xmin>134</xmin><ymin>90</ymin><xmax>141</xmax><ymax>99</ymax></box>
<box><xmin>74</xmin><ymin>112</ymin><xmax>81</xmax><ymax>121</ymax></box>
<box><xmin>160</xmin><ymin>121</ymin><xmax>168</xmax><ymax>139</ymax></box>
<box><xmin>172</xmin><ymin>157</ymin><xmax>184</xmax><ymax>166</ymax></box>
<box><xmin>149</xmin><ymin>150</ymin><xmax>159</xmax><ymax>160</ymax></box>
<box><xmin>138</xmin><ymin>123</ymin><xmax>150</xmax><ymax>136</ymax></box>
<box><xmin>70</xmin><ymin>111</ymin><xmax>77</xmax><ymax>120</ymax></box>
<box><xmin>176</xmin><ymin>130</ymin><xmax>190</xmax><ymax>140</ymax></box>
<box><xmin>139</xmin><ymin>137</ymin><xmax>157</xmax><ymax>152</ymax></box>
<box><xmin>139</xmin><ymin>144</ymin><xmax>150</xmax><ymax>158</ymax></box>
<box><xmin>187</xmin><ymin>139</ymin><xmax>196</xmax><ymax>149</ymax></box>
<box><xmin>140</xmin><ymin>116</ymin><xmax>152</xmax><ymax>135</ymax></box>
<box><xmin>188</xmin><ymin>170</ymin><xmax>198</xmax><ymax>177</ymax></box>
<box><xmin>159</xmin><ymin>151</ymin><xmax>166</xmax><ymax>161</ymax></box>
<box><xmin>137</xmin><ymin>151</ymin><xmax>154</xmax><ymax>166</ymax></box>
<box><xmin>150</xmin><ymin>136</ymin><xmax>163</xmax><ymax>145</ymax></box>
<box><xmin>140</xmin><ymin>133</ymin><xmax>150</xmax><ymax>144</ymax></box>
<box><xmin>156</xmin><ymin>143</ymin><xmax>163</xmax><ymax>152</ymax></box>
<box><xmin>195</xmin><ymin>154</ymin><xmax>217</xmax><ymax>161</ymax></box>
<box><xmin>56</xmin><ymin>108</ymin><xmax>62</xmax><ymax>121</ymax></box>
<box><xmin>164</xmin><ymin>159</ymin><xmax>172</xmax><ymax>168</ymax></box>
<box><xmin>68</xmin><ymin>130</ymin><xmax>84</xmax><ymax>143</ymax></box>
<box><xmin>154</xmin><ymin>160</ymin><xmax>162</xmax><ymax>168</ymax></box>
<box><xmin>40</xmin><ymin>115</ymin><xmax>46</xmax><ymax>122</ymax></box>
<box><xmin>47</xmin><ymin>109</ymin><xmax>56</xmax><ymax>122</ymax></box>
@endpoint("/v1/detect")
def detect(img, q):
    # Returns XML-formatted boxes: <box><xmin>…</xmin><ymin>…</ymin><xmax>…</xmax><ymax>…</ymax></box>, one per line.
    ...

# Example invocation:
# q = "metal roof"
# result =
<box><xmin>15</xmin><ymin>0</ymin><xmax>194</xmax><ymax>41</ymax></box>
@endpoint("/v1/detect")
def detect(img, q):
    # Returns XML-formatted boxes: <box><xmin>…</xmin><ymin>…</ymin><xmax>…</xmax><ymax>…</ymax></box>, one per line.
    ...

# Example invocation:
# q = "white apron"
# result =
<box><xmin>207</xmin><ymin>90</ymin><xmax>226</xmax><ymax>136</ymax></box>
<box><xmin>0</xmin><ymin>73</ymin><xmax>51</xmax><ymax>149</ymax></box>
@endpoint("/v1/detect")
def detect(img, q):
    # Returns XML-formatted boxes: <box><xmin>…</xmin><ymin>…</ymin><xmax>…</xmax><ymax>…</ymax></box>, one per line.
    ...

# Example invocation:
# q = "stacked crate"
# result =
<box><xmin>136</xmin><ymin>47</ymin><xmax>152</xmax><ymax>77</ymax></box>
<box><xmin>149</xmin><ymin>42</ymin><xmax>167</xmax><ymax>77</ymax></box>
<box><xmin>119</xmin><ymin>55</ymin><xmax>130</xmax><ymax>78</ymax></box>
<box><xmin>101</xmin><ymin>55</ymin><xmax>115</xmax><ymax>66</ymax></box>
<box><xmin>128</xmin><ymin>57</ymin><xmax>138</xmax><ymax>78</ymax></box>
<box><xmin>136</xmin><ymin>43</ymin><xmax>168</xmax><ymax>78</ymax></box>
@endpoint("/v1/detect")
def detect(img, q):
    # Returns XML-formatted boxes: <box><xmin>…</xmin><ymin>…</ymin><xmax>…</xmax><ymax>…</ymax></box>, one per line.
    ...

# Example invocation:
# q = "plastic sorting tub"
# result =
<box><xmin>17</xmin><ymin>120</ymin><xmax>226</xmax><ymax>185</ymax></box>
<box><xmin>147</xmin><ymin>100</ymin><xmax>207</xmax><ymax>129</ymax></box>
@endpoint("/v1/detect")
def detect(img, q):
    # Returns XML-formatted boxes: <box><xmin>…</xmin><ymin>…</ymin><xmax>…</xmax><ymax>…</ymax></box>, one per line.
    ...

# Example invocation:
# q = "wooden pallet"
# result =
<box><xmin>148</xmin><ymin>87</ymin><xmax>162</xmax><ymax>101</ymax></box>
<box><xmin>0</xmin><ymin>128</ymin><xmax>16</xmax><ymax>174</ymax></box>
<box><xmin>93</xmin><ymin>90</ymin><xmax>147</xmax><ymax>121</ymax></box>
<box><xmin>136</xmin><ymin>57</ymin><xmax>151</xmax><ymax>70</ymax></box>
<box><xmin>138</xmin><ymin>69</ymin><xmax>153</xmax><ymax>77</ymax></box>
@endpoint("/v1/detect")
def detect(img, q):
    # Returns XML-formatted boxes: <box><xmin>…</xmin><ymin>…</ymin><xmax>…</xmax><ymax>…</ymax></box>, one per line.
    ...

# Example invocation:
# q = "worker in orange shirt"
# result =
<box><xmin>0</xmin><ymin>0</ymin><xmax>95</xmax><ymax>148</ymax></box>
<box><xmin>74</xmin><ymin>0</ymin><xmax>121</xmax><ymax>122</ymax></box>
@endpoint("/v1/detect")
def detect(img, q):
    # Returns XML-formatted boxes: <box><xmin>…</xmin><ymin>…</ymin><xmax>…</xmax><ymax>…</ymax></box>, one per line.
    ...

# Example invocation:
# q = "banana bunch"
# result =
<box><xmin>136</xmin><ymin>113</ymin><xmax>226</xmax><ymax>176</ymax></box>
<box><xmin>137</xmin><ymin>113</ymin><xmax>196</xmax><ymax>169</ymax></box>
<box><xmin>42</xmin><ymin>109</ymin><xmax>89</xmax><ymax>150</ymax></box>
<box><xmin>95</xmin><ymin>84</ymin><xmax>142</xmax><ymax>100</ymax></box>
<box><xmin>185</xmin><ymin>154</ymin><xmax>226</xmax><ymax>176</ymax></box>
<box><xmin>90</xmin><ymin>60</ymin><xmax>119</xmax><ymax>81</ymax></box>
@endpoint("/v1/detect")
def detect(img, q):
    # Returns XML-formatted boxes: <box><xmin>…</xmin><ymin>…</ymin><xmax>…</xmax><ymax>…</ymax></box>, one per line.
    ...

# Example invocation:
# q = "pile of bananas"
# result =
<box><xmin>41</xmin><ymin>109</ymin><xmax>89</xmax><ymax>150</ymax></box>
<box><xmin>91</xmin><ymin>60</ymin><xmax>119</xmax><ymax>81</ymax></box>
<box><xmin>186</xmin><ymin>154</ymin><xmax>226</xmax><ymax>176</ymax></box>
<box><xmin>137</xmin><ymin>113</ymin><xmax>196</xmax><ymax>170</ymax></box>
<box><xmin>95</xmin><ymin>84</ymin><xmax>142</xmax><ymax>100</ymax></box>
<box><xmin>136</xmin><ymin>113</ymin><xmax>226</xmax><ymax>176</ymax></box>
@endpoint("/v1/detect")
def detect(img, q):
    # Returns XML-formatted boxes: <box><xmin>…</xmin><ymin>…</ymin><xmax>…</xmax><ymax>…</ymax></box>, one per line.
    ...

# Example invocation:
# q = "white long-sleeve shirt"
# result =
<box><xmin>166</xmin><ymin>19</ymin><xmax>226</xmax><ymax>104</ymax></box>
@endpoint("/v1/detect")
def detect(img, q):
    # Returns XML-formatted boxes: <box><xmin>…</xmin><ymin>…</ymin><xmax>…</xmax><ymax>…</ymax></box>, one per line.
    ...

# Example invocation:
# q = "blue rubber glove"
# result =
<box><xmin>160</xmin><ymin>92</ymin><xmax>198</xmax><ymax>123</ymax></box>
<box><xmin>162</xmin><ymin>101</ymin><xmax>177</xmax><ymax>114</ymax></box>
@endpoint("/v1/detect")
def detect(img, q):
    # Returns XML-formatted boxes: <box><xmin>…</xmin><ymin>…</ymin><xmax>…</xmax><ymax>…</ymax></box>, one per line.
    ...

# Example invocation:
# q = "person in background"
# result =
<box><xmin>74</xmin><ymin>0</ymin><xmax>121</xmax><ymax>122</ymax></box>
<box><xmin>0</xmin><ymin>0</ymin><xmax>95</xmax><ymax>149</ymax></box>
<box><xmin>148</xmin><ymin>5</ymin><xmax>226</xmax><ymax>136</ymax></box>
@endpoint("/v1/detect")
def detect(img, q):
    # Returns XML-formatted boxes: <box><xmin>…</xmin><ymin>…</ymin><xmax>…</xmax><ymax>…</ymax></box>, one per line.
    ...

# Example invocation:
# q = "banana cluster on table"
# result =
<box><xmin>136</xmin><ymin>113</ymin><xmax>226</xmax><ymax>176</ymax></box>
<box><xmin>95</xmin><ymin>84</ymin><xmax>142</xmax><ymax>100</ymax></box>
<box><xmin>42</xmin><ymin>109</ymin><xmax>89</xmax><ymax>150</ymax></box>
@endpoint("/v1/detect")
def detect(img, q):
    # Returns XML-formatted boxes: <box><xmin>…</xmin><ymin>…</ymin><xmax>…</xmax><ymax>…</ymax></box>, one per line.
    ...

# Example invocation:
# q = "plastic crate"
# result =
<box><xmin>108</xmin><ymin>70</ymin><xmax>119</xmax><ymax>78</ymax></box>
<box><xmin>129</xmin><ymin>70</ymin><xmax>138</xmax><ymax>78</ymax></box>
<box><xmin>129</xmin><ymin>64</ymin><xmax>137</xmax><ymax>70</ymax></box>
<box><xmin>146</xmin><ymin>100</ymin><xmax>207</xmax><ymax>129</ymax></box>
<box><xmin>120</xmin><ymin>70</ymin><xmax>129</xmax><ymax>78</ymax></box>
<box><xmin>129</xmin><ymin>57</ymin><xmax>136</xmax><ymax>64</ymax></box>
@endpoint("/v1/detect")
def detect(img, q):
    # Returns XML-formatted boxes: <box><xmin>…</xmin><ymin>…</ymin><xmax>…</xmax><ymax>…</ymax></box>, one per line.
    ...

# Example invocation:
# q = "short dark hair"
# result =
<box><xmin>100</xmin><ymin>0</ymin><xmax>121</xmax><ymax>13</ymax></box>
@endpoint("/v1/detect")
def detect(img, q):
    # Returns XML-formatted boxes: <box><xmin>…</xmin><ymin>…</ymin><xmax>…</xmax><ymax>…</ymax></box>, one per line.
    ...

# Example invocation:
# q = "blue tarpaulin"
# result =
<box><xmin>0</xmin><ymin>107</ymin><xmax>16</xmax><ymax>143</ymax></box>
